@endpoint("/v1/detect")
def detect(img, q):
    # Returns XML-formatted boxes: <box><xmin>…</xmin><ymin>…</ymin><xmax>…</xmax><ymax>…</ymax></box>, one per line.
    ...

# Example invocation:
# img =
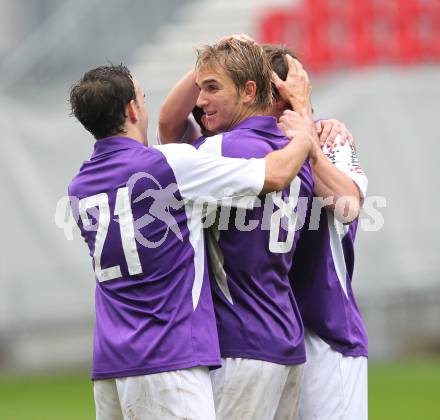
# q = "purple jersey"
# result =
<box><xmin>194</xmin><ymin>116</ymin><xmax>314</xmax><ymax>365</ymax></box>
<box><xmin>68</xmin><ymin>137</ymin><xmax>265</xmax><ymax>379</ymax></box>
<box><xmin>291</xmin><ymin>138</ymin><xmax>369</xmax><ymax>357</ymax></box>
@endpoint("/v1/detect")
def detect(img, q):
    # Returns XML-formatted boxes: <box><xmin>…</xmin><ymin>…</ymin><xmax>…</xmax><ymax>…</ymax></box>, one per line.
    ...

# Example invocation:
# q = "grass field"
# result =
<box><xmin>1</xmin><ymin>359</ymin><xmax>439</xmax><ymax>420</ymax></box>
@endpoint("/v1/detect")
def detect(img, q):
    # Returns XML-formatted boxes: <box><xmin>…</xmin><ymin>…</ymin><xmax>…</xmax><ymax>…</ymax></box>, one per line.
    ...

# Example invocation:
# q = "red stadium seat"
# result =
<box><xmin>258</xmin><ymin>0</ymin><xmax>440</xmax><ymax>73</ymax></box>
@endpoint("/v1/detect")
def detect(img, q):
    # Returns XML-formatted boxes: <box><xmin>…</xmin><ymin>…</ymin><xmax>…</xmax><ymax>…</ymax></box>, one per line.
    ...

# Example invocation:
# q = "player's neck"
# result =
<box><xmin>117</xmin><ymin>126</ymin><xmax>148</xmax><ymax>146</ymax></box>
<box><xmin>233</xmin><ymin>107</ymin><xmax>271</xmax><ymax>128</ymax></box>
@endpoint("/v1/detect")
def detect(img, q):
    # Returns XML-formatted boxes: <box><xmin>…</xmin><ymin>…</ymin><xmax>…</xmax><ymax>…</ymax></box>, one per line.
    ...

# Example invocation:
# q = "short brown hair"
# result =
<box><xmin>69</xmin><ymin>64</ymin><xmax>135</xmax><ymax>140</ymax></box>
<box><xmin>196</xmin><ymin>38</ymin><xmax>273</xmax><ymax>112</ymax></box>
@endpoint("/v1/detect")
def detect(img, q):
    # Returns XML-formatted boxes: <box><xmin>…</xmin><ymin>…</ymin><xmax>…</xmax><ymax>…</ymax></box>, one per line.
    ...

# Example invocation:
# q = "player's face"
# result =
<box><xmin>195</xmin><ymin>65</ymin><xmax>246</xmax><ymax>133</ymax></box>
<box><xmin>133</xmin><ymin>78</ymin><xmax>149</xmax><ymax>145</ymax></box>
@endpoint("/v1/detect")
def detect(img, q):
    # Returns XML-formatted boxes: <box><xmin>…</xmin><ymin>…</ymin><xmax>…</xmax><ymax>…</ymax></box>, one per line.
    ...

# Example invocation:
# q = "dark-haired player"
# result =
<box><xmin>266</xmin><ymin>45</ymin><xmax>369</xmax><ymax>420</ymax></box>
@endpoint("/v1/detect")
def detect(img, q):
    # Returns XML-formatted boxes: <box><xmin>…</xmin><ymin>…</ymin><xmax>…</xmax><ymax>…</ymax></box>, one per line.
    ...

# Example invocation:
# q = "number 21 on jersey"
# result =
<box><xmin>79</xmin><ymin>187</ymin><xmax>142</xmax><ymax>282</ymax></box>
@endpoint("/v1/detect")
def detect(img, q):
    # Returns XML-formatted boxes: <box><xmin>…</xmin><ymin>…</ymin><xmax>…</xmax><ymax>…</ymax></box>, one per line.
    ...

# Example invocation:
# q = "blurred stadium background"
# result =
<box><xmin>0</xmin><ymin>0</ymin><xmax>439</xmax><ymax>418</ymax></box>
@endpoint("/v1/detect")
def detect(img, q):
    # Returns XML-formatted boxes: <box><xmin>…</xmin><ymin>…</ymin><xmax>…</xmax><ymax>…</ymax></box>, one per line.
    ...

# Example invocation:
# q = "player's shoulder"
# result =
<box><xmin>221</xmin><ymin>129</ymin><xmax>276</xmax><ymax>159</ymax></box>
<box><xmin>322</xmin><ymin>136</ymin><xmax>368</xmax><ymax>195</ymax></box>
<box><xmin>67</xmin><ymin>159</ymin><xmax>94</xmax><ymax>199</ymax></box>
<box><xmin>153</xmin><ymin>142</ymin><xmax>217</xmax><ymax>174</ymax></box>
<box><xmin>322</xmin><ymin>136</ymin><xmax>366</xmax><ymax>177</ymax></box>
<box><xmin>67</xmin><ymin>175</ymin><xmax>80</xmax><ymax>199</ymax></box>
<box><xmin>323</xmin><ymin>136</ymin><xmax>360</xmax><ymax>168</ymax></box>
<box><xmin>124</xmin><ymin>143</ymin><xmax>172</xmax><ymax>176</ymax></box>
<box><xmin>192</xmin><ymin>135</ymin><xmax>213</xmax><ymax>150</ymax></box>
<box><xmin>153</xmin><ymin>142</ymin><xmax>199</xmax><ymax>161</ymax></box>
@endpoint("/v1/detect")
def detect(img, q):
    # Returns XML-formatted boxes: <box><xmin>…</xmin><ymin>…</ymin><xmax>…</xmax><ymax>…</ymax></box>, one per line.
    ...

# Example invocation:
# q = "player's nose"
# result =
<box><xmin>196</xmin><ymin>90</ymin><xmax>208</xmax><ymax>109</ymax></box>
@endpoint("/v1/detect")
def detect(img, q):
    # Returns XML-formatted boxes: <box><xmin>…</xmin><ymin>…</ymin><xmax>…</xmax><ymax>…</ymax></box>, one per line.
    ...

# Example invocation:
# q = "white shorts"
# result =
<box><xmin>94</xmin><ymin>366</ymin><xmax>216</xmax><ymax>420</ymax></box>
<box><xmin>298</xmin><ymin>330</ymin><xmax>368</xmax><ymax>420</ymax></box>
<box><xmin>210</xmin><ymin>357</ymin><xmax>304</xmax><ymax>420</ymax></box>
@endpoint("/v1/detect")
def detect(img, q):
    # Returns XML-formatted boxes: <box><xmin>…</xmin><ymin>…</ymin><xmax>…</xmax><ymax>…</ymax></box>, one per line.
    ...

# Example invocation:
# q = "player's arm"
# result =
<box><xmin>158</xmin><ymin>70</ymin><xmax>201</xmax><ymax>144</ymax></box>
<box><xmin>278</xmin><ymin>110</ymin><xmax>363</xmax><ymax>222</ymax></box>
<box><xmin>265</xmin><ymin>109</ymin><xmax>316</xmax><ymax>193</ymax></box>
<box><xmin>273</xmin><ymin>57</ymin><xmax>362</xmax><ymax>221</ymax></box>
<box><xmin>263</xmin><ymin>132</ymin><xmax>313</xmax><ymax>192</ymax></box>
<box><xmin>155</xmin><ymin>115</ymin><xmax>315</xmax><ymax>201</ymax></box>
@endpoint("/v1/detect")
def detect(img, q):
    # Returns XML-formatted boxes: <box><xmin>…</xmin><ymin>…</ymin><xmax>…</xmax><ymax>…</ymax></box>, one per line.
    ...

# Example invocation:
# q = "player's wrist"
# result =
<box><xmin>289</xmin><ymin>99</ymin><xmax>307</xmax><ymax>112</ymax></box>
<box><xmin>292</xmin><ymin>131</ymin><xmax>313</xmax><ymax>153</ymax></box>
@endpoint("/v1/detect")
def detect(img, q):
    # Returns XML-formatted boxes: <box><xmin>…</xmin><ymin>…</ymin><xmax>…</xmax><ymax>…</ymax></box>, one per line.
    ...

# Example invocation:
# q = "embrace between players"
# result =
<box><xmin>68</xmin><ymin>34</ymin><xmax>368</xmax><ymax>420</ymax></box>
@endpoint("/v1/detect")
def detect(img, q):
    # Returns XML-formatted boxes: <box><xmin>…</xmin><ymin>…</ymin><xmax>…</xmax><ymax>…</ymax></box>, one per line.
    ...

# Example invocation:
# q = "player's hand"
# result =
<box><xmin>278</xmin><ymin>108</ymin><xmax>319</xmax><ymax>163</ymax></box>
<box><xmin>278</xmin><ymin>108</ymin><xmax>318</xmax><ymax>144</ymax></box>
<box><xmin>315</xmin><ymin>119</ymin><xmax>354</xmax><ymax>148</ymax></box>
<box><xmin>271</xmin><ymin>55</ymin><xmax>312</xmax><ymax>115</ymax></box>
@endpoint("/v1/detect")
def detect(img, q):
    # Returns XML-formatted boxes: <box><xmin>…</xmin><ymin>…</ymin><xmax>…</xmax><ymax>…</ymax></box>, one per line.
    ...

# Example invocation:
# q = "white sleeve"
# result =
<box><xmin>196</xmin><ymin>134</ymin><xmax>262</xmax><ymax>209</ymax></box>
<box><xmin>153</xmin><ymin>143</ymin><xmax>265</xmax><ymax>203</ymax></box>
<box><xmin>322</xmin><ymin>135</ymin><xmax>368</xmax><ymax>198</ymax></box>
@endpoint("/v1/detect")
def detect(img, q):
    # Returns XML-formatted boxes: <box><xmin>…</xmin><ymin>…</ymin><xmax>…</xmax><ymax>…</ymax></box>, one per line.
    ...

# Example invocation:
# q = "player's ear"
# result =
<box><xmin>242</xmin><ymin>81</ymin><xmax>257</xmax><ymax>105</ymax></box>
<box><xmin>127</xmin><ymin>99</ymin><xmax>138</xmax><ymax>123</ymax></box>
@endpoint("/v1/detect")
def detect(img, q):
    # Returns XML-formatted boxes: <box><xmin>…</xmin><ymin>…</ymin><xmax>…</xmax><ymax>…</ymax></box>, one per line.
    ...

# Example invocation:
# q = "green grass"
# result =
<box><xmin>0</xmin><ymin>359</ymin><xmax>439</xmax><ymax>420</ymax></box>
<box><xmin>369</xmin><ymin>359</ymin><xmax>440</xmax><ymax>420</ymax></box>
<box><xmin>0</xmin><ymin>372</ymin><xmax>94</xmax><ymax>420</ymax></box>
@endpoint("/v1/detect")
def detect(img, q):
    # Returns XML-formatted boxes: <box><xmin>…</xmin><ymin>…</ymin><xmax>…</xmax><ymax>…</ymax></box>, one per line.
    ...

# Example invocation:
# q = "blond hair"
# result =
<box><xmin>196</xmin><ymin>38</ymin><xmax>273</xmax><ymax>112</ymax></box>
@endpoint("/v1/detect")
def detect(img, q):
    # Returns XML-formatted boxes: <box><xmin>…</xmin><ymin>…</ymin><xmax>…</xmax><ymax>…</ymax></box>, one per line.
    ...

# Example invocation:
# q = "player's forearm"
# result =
<box><xmin>262</xmin><ymin>135</ymin><xmax>311</xmax><ymax>193</ymax></box>
<box><xmin>158</xmin><ymin>70</ymin><xmax>200</xmax><ymax>144</ymax></box>
<box><xmin>312</xmin><ymin>150</ymin><xmax>361</xmax><ymax>221</ymax></box>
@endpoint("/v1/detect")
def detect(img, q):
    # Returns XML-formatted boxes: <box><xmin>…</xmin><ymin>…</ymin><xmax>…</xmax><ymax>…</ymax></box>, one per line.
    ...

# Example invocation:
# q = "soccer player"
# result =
<box><xmin>159</xmin><ymin>37</ymin><xmax>318</xmax><ymax>420</ymax></box>
<box><xmin>273</xmin><ymin>50</ymin><xmax>369</xmax><ymax>419</ymax></box>
<box><xmin>67</xmin><ymin>64</ymin><xmax>316</xmax><ymax>420</ymax></box>
<box><xmin>195</xmin><ymin>39</ymin><xmax>315</xmax><ymax>420</ymax></box>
